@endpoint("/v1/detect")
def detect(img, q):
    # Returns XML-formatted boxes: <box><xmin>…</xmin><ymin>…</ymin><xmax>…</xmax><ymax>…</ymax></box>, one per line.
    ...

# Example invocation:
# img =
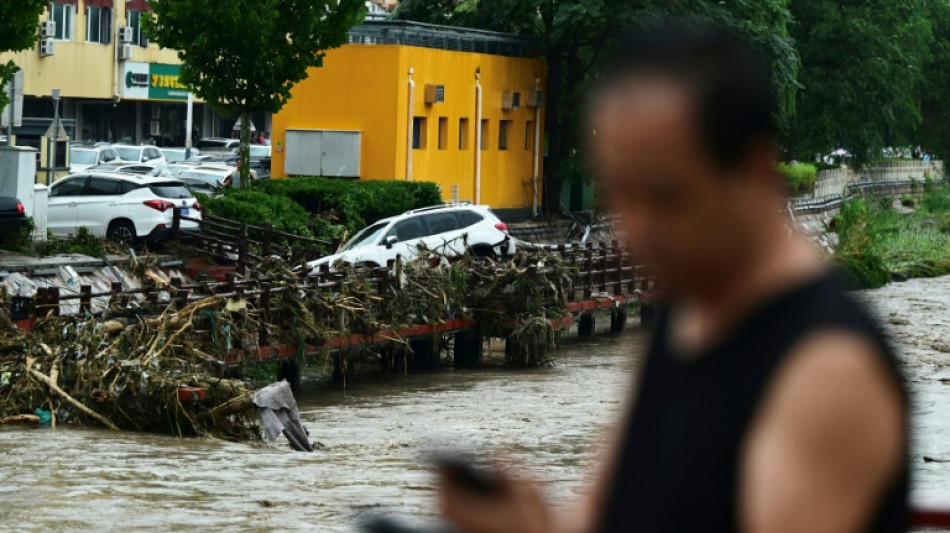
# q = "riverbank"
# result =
<box><xmin>834</xmin><ymin>182</ymin><xmax>950</xmax><ymax>288</ymax></box>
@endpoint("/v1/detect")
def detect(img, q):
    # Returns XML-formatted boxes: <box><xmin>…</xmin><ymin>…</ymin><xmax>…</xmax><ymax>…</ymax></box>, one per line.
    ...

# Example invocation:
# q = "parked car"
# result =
<box><xmin>160</xmin><ymin>147</ymin><xmax>201</xmax><ymax>162</ymax></box>
<box><xmin>69</xmin><ymin>145</ymin><xmax>120</xmax><ymax>172</ymax></box>
<box><xmin>194</xmin><ymin>153</ymin><xmax>271</xmax><ymax>180</ymax></box>
<box><xmin>86</xmin><ymin>161</ymin><xmax>158</xmax><ymax>175</ymax></box>
<box><xmin>151</xmin><ymin>162</ymin><xmax>233</xmax><ymax>187</ymax></box>
<box><xmin>178</xmin><ymin>177</ymin><xmax>222</xmax><ymax>196</ymax></box>
<box><xmin>47</xmin><ymin>172</ymin><xmax>201</xmax><ymax>246</ymax></box>
<box><xmin>306</xmin><ymin>204</ymin><xmax>515</xmax><ymax>271</ymax></box>
<box><xmin>0</xmin><ymin>197</ymin><xmax>27</xmax><ymax>237</ymax></box>
<box><xmin>195</xmin><ymin>137</ymin><xmax>240</xmax><ymax>153</ymax></box>
<box><xmin>112</xmin><ymin>144</ymin><xmax>167</xmax><ymax>165</ymax></box>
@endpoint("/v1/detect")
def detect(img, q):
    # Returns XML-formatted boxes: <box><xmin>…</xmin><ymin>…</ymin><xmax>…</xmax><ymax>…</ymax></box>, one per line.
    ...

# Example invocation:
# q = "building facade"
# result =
<box><xmin>0</xmin><ymin>0</ymin><xmax>268</xmax><ymax>150</ymax></box>
<box><xmin>272</xmin><ymin>22</ymin><xmax>545</xmax><ymax>216</ymax></box>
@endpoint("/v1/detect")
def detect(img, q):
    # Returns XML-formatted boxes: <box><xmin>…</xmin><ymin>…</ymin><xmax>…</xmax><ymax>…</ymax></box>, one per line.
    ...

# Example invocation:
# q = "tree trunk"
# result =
<box><xmin>239</xmin><ymin>110</ymin><xmax>252</xmax><ymax>189</ymax></box>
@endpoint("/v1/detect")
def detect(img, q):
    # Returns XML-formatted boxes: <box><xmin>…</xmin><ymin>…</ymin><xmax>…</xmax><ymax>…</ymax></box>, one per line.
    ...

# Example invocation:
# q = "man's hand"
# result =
<box><xmin>439</xmin><ymin>466</ymin><xmax>551</xmax><ymax>533</ymax></box>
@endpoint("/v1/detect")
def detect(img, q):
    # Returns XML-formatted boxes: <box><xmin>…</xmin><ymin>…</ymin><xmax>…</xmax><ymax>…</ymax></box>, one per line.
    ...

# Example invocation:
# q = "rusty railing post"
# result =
<box><xmin>79</xmin><ymin>285</ymin><xmax>92</xmax><ymax>315</ymax></box>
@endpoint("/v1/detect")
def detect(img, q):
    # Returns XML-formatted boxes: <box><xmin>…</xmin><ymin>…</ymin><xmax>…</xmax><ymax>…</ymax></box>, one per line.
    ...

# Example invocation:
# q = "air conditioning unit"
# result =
<box><xmin>118</xmin><ymin>43</ymin><xmax>133</xmax><ymax>61</ymax></box>
<box><xmin>39</xmin><ymin>39</ymin><xmax>54</xmax><ymax>58</ymax></box>
<box><xmin>39</xmin><ymin>21</ymin><xmax>56</xmax><ymax>38</ymax></box>
<box><xmin>117</xmin><ymin>26</ymin><xmax>134</xmax><ymax>43</ymax></box>
<box><xmin>527</xmin><ymin>89</ymin><xmax>544</xmax><ymax>108</ymax></box>
<box><xmin>502</xmin><ymin>91</ymin><xmax>522</xmax><ymax>110</ymax></box>
<box><xmin>425</xmin><ymin>84</ymin><xmax>445</xmax><ymax>105</ymax></box>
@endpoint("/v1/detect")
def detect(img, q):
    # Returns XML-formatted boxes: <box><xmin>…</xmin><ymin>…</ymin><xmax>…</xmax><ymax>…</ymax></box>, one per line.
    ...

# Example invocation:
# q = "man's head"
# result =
<box><xmin>590</xmin><ymin>21</ymin><xmax>785</xmax><ymax>298</ymax></box>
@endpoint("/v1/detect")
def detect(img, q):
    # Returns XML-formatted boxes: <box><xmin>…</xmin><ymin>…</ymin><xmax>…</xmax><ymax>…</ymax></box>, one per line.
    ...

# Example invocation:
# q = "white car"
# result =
<box><xmin>113</xmin><ymin>144</ymin><xmax>167</xmax><ymax>165</ymax></box>
<box><xmin>47</xmin><ymin>172</ymin><xmax>202</xmax><ymax>245</ymax></box>
<box><xmin>152</xmin><ymin>163</ymin><xmax>233</xmax><ymax>188</ymax></box>
<box><xmin>307</xmin><ymin>204</ymin><xmax>515</xmax><ymax>271</ymax></box>
<box><xmin>69</xmin><ymin>145</ymin><xmax>120</xmax><ymax>172</ymax></box>
<box><xmin>160</xmin><ymin>147</ymin><xmax>201</xmax><ymax>162</ymax></box>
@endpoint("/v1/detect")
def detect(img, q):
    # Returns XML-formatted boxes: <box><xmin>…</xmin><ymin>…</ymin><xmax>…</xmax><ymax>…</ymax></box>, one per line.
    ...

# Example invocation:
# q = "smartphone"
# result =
<box><xmin>430</xmin><ymin>450</ymin><xmax>504</xmax><ymax>496</ymax></box>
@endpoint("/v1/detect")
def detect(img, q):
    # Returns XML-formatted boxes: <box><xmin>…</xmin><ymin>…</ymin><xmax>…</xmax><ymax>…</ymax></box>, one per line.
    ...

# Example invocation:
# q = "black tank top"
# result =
<box><xmin>599</xmin><ymin>272</ymin><xmax>908</xmax><ymax>532</ymax></box>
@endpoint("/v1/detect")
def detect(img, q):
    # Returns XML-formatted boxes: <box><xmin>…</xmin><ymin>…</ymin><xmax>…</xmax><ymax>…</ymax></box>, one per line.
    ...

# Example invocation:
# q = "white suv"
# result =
<box><xmin>47</xmin><ymin>172</ymin><xmax>202</xmax><ymax>245</ymax></box>
<box><xmin>69</xmin><ymin>145</ymin><xmax>120</xmax><ymax>172</ymax></box>
<box><xmin>113</xmin><ymin>144</ymin><xmax>167</xmax><ymax>165</ymax></box>
<box><xmin>307</xmin><ymin>204</ymin><xmax>515</xmax><ymax>271</ymax></box>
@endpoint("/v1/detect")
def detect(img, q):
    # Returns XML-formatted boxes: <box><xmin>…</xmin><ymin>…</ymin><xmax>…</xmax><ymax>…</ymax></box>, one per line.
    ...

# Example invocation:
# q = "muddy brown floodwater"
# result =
<box><xmin>1</xmin><ymin>277</ymin><xmax>949</xmax><ymax>532</ymax></box>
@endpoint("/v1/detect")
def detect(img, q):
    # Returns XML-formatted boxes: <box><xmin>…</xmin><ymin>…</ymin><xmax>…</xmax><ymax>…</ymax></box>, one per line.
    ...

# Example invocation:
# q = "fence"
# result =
<box><xmin>807</xmin><ymin>161</ymin><xmax>945</xmax><ymax>202</ymax></box>
<box><xmin>171</xmin><ymin>209</ymin><xmax>338</xmax><ymax>275</ymax></box>
<box><xmin>19</xmin><ymin>240</ymin><xmax>657</xmax><ymax>339</ymax></box>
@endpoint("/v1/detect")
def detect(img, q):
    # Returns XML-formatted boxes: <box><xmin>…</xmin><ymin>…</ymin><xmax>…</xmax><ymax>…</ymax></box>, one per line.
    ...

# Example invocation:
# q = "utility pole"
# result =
<box><xmin>185</xmin><ymin>92</ymin><xmax>193</xmax><ymax>160</ymax></box>
<box><xmin>46</xmin><ymin>89</ymin><xmax>60</xmax><ymax>185</ymax></box>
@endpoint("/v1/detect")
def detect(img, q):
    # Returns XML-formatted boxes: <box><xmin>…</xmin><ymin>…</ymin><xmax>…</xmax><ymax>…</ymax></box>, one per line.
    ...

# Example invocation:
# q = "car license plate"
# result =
<box><xmin>180</xmin><ymin>208</ymin><xmax>190</xmax><ymax>216</ymax></box>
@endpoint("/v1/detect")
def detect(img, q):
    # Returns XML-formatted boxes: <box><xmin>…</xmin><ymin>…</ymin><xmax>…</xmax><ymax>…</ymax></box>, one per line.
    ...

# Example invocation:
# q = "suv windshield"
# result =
<box><xmin>162</xmin><ymin>150</ymin><xmax>187</xmax><ymax>162</ymax></box>
<box><xmin>148</xmin><ymin>182</ymin><xmax>193</xmax><ymax>199</ymax></box>
<box><xmin>115</xmin><ymin>147</ymin><xmax>141</xmax><ymax>161</ymax></box>
<box><xmin>341</xmin><ymin>222</ymin><xmax>389</xmax><ymax>252</ymax></box>
<box><xmin>70</xmin><ymin>150</ymin><xmax>98</xmax><ymax>165</ymax></box>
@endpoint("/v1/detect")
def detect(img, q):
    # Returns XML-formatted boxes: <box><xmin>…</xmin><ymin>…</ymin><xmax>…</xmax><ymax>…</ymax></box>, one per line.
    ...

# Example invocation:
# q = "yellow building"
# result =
<box><xmin>0</xmin><ymin>0</ymin><xmax>259</xmax><ymax>148</ymax></box>
<box><xmin>272</xmin><ymin>22</ymin><xmax>546</xmax><ymax>216</ymax></box>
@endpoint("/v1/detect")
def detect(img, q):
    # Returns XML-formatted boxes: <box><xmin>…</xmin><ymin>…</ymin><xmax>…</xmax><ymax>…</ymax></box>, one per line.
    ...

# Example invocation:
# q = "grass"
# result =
<box><xmin>835</xmin><ymin>184</ymin><xmax>950</xmax><ymax>288</ymax></box>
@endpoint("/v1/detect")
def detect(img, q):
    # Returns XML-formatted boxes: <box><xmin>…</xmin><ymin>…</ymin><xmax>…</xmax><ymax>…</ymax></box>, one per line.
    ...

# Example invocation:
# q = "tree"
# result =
<box><xmin>786</xmin><ymin>0</ymin><xmax>933</xmax><ymax>165</ymax></box>
<box><xmin>396</xmin><ymin>0</ymin><xmax>798</xmax><ymax>214</ymax></box>
<box><xmin>144</xmin><ymin>0</ymin><xmax>366</xmax><ymax>187</ymax></box>
<box><xmin>917</xmin><ymin>0</ymin><xmax>950</xmax><ymax>158</ymax></box>
<box><xmin>0</xmin><ymin>1</ymin><xmax>47</xmax><ymax>116</ymax></box>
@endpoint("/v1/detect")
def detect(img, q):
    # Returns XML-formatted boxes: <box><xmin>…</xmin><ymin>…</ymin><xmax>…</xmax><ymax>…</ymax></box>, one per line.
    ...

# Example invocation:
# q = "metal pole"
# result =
<box><xmin>6</xmin><ymin>77</ymin><xmax>13</xmax><ymax>146</ymax></box>
<box><xmin>406</xmin><ymin>68</ymin><xmax>414</xmax><ymax>182</ymax></box>
<box><xmin>185</xmin><ymin>92</ymin><xmax>193</xmax><ymax>159</ymax></box>
<box><xmin>47</xmin><ymin>89</ymin><xmax>60</xmax><ymax>185</ymax></box>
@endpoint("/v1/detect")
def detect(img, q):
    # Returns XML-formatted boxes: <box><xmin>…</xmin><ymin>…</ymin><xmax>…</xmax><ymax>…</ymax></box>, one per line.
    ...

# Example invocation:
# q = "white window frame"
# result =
<box><xmin>50</xmin><ymin>3</ymin><xmax>75</xmax><ymax>41</ymax></box>
<box><xmin>85</xmin><ymin>5</ymin><xmax>112</xmax><ymax>44</ymax></box>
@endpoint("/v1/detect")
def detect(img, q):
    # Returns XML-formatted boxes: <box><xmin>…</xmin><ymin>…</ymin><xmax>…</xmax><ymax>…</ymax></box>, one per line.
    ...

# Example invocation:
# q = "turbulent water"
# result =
<box><xmin>1</xmin><ymin>277</ymin><xmax>948</xmax><ymax>532</ymax></box>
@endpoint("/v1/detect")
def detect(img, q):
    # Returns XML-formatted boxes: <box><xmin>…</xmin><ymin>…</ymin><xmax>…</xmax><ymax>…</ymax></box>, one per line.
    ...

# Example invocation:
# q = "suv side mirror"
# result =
<box><xmin>384</xmin><ymin>235</ymin><xmax>398</xmax><ymax>249</ymax></box>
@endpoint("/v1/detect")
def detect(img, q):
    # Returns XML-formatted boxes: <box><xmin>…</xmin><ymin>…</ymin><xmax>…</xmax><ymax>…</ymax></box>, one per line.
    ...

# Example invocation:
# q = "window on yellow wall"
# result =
<box><xmin>438</xmin><ymin>117</ymin><xmax>448</xmax><ymax>150</ymax></box>
<box><xmin>499</xmin><ymin>120</ymin><xmax>511</xmax><ymax>151</ymax></box>
<box><xmin>413</xmin><ymin>117</ymin><xmax>427</xmax><ymax>150</ymax></box>
<box><xmin>526</xmin><ymin>121</ymin><xmax>535</xmax><ymax>151</ymax></box>
<box><xmin>459</xmin><ymin>118</ymin><xmax>469</xmax><ymax>149</ymax></box>
<box><xmin>480</xmin><ymin>119</ymin><xmax>489</xmax><ymax>151</ymax></box>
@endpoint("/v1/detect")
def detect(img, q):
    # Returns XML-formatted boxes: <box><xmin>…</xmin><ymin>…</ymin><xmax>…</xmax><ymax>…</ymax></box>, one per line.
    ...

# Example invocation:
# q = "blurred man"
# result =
<box><xmin>439</xmin><ymin>22</ymin><xmax>907</xmax><ymax>533</ymax></box>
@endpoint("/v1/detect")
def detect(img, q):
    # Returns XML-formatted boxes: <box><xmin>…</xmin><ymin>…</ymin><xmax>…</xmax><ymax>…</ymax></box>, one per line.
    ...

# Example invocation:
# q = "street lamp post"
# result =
<box><xmin>46</xmin><ymin>89</ymin><xmax>60</xmax><ymax>186</ymax></box>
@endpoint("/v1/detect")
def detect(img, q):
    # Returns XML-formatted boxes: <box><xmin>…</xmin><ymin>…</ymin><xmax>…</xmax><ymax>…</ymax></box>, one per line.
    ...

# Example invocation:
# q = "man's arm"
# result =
<box><xmin>741</xmin><ymin>332</ymin><xmax>905</xmax><ymax>533</ymax></box>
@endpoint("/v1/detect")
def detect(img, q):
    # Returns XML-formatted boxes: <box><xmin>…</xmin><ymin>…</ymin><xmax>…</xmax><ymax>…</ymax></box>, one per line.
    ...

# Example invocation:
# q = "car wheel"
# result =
<box><xmin>470</xmin><ymin>244</ymin><xmax>496</xmax><ymax>258</ymax></box>
<box><xmin>107</xmin><ymin>220</ymin><xmax>137</xmax><ymax>247</ymax></box>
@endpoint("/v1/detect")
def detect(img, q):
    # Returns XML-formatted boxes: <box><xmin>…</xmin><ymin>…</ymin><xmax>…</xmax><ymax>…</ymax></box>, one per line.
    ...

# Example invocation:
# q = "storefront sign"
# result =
<box><xmin>122</xmin><ymin>62</ymin><xmax>188</xmax><ymax>101</ymax></box>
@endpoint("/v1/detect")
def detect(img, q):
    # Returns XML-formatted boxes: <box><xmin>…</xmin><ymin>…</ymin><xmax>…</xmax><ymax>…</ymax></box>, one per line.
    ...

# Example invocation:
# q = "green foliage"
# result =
<box><xmin>200</xmin><ymin>178</ymin><xmax>443</xmax><ymax>244</ymax></box>
<box><xmin>833</xmin><ymin>200</ymin><xmax>891</xmax><ymax>289</ymax></box>
<box><xmin>0</xmin><ymin>0</ymin><xmax>47</xmax><ymax>115</ymax></box>
<box><xmin>143</xmin><ymin>0</ymin><xmax>365</xmax><ymax>187</ymax></box>
<box><xmin>397</xmin><ymin>0</ymin><xmax>799</xmax><ymax>212</ymax></box>
<box><xmin>778</xmin><ymin>162</ymin><xmax>818</xmax><ymax>195</ymax></box>
<box><xmin>0</xmin><ymin>217</ymin><xmax>35</xmax><ymax>253</ymax></box>
<box><xmin>198</xmin><ymin>189</ymin><xmax>318</xmax><ymax>235</ymax></box>
<box><xmin>834</xmin><ymin>186</ymin><xmax>950</xmax><ymax>288</ymax></box>
<box><xmin>42</xmin><ymin>227</ymin><xmax>105</xmax><ymax>258</ymax></box>
<box><xmin>250</xmin><ymin>177</ymin><xmax>444</xmax><ymax>234</ymax></box>
<box><xmin>786</xmin><ymin>0</ymin><xmax>933</xmax><ymax>165</ymax></box>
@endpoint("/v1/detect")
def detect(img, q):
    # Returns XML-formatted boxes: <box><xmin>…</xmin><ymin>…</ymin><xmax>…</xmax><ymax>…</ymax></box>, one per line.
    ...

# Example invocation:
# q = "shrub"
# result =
<box><xmin>199</xmin><ymin>190</ymin><xmax>316</xmax><ymax>237</ymax></box>
<box><xmin>249</xmin><ymin>177</ymin><xmax>443</xmax><ymax>233</ymax></box>
<box><xmin>833</xmin><ymin>200</ymin><xmax>891</xmax><ymax>289</ymax></box>
<box><xmin>778</xmin><ymin>162</ymin><xmax>819</xmax><ymax>195</ymax></box>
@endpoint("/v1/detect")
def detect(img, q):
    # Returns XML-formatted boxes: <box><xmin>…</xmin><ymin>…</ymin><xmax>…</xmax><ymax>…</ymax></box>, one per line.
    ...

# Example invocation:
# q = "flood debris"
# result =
<box><xmin>0</xmin><ymin>241</ymin><xmax>628</xmax><ymax>440</ymax></box>
<box><xmin>254</xmin><ymin>380</ymin><xmax>313</xmax><ymax>452</ymax></box>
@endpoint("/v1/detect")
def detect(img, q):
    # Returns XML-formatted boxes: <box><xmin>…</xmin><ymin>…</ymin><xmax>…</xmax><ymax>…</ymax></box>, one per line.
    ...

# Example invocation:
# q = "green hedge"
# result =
<box><xmin>249</xmin><ymin>177</ymin><xmax>442</xmax><ymax>232</ymax></box>
<box><xmin>200</xmin><ymin>177</ymin><xmax>444</xmax><ymax>243</ymax></box>
<box><xmin>779</xmin><ymin>162</ymin><xmax>819</xmax><ymax>195</ymax></box>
